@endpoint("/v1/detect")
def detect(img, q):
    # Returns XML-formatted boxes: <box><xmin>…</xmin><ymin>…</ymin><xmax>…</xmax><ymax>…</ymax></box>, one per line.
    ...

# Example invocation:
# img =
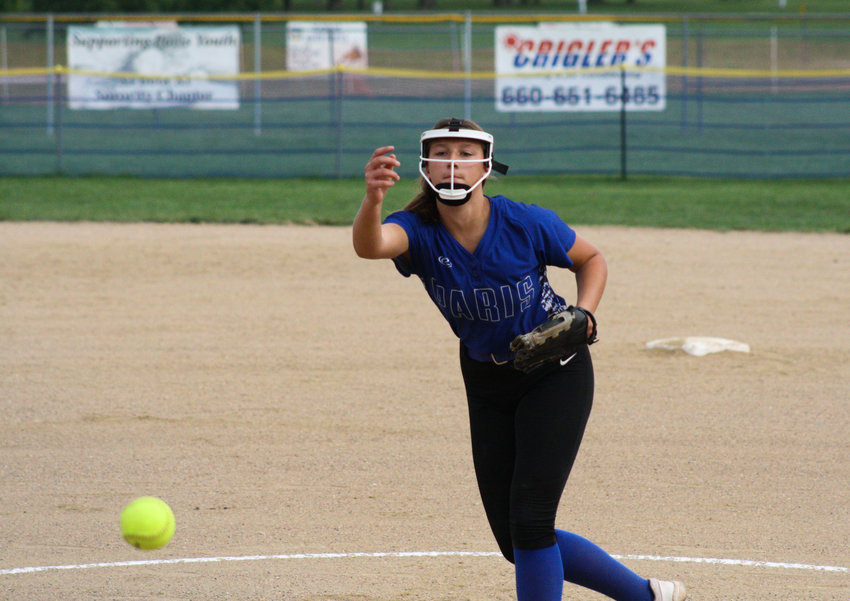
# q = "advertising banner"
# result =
<box><xmin>495</xmin><ymin>23</ymin><xmax>666</xmax><ymax>112</ymax></box>
<box><xmin>285</xmin><ymin>22</ymin><xmax>368</xmax><ymax>71</ymax></box>
<box><xmin>67</xmin><ymin>25</ymin><xmax>241</xmax><ymax>110</ymax></box>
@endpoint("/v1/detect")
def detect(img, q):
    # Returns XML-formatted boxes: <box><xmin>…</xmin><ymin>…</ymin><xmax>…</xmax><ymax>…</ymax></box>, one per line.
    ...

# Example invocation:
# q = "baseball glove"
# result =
<box><xmin>510</xmin><ymin>306</ymin><xmax>598</xmax><ymax>373</ymax></box>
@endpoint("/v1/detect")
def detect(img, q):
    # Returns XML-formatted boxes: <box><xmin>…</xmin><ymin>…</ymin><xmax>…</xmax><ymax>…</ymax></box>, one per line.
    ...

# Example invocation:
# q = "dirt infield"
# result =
<box><xmin>1</xmin><ymin>222</ymin><xmax>847</xmax><ymax>601</ymax></box>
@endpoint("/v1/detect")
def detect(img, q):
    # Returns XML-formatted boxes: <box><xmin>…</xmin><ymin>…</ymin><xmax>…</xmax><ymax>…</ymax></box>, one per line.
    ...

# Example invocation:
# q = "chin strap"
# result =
<box><xmin>492</xmin><ymin>159</ymin><xmax>509</xmax><ymax>175</ymax></box>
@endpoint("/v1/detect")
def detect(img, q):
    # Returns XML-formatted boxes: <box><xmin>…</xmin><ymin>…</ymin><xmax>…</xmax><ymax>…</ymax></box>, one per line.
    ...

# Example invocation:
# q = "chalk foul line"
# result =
<box><xmin>1</xmin><ymin>550</ymin><xmax>846</xmax><ymax>576</ymax></box>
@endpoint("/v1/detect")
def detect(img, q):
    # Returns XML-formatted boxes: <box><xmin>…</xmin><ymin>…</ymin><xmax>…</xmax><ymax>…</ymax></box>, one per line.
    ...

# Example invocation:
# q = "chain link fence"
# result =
<box><xmin>1</xmin><ymin>13</ymin><xmax>849</xmax><ymax>178</ymax></box>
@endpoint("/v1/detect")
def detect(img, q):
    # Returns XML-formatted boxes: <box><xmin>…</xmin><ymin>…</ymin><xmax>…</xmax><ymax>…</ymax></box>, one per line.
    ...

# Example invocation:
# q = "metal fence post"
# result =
<box><xmin>463</xmin><ymin>11</ymin><xmax>472</xmax><ymax>121</ymax></box>
<box><xmin>1</xmin><ymin>26</ymin><xmax>9</xmax><ymax>103</ymax></box>
<box><xmin>619</xmin><ymin>67</ymin><xmax>627</xmax><ymax>181</ymax></box>
<box><xmin>696</xmin><ymin>21</ymin><xmax>704</xmax><ymax>131</ymax></box>
<box><xmin>253</xmin><ymin>13</ymin><xmax>262</xmax><ymax>136</ymax></box>
<box><xmin>47</xmin><ymin>14</ymin><xmax>54</xmax><ymax>136</ymax></box>
<box><xmin>55</xmin><ymin>67</ymin><xmax>63</xmax><ymax>173</ymax></box>
<box><xmin>770</xmin><ymin>25</ymin><xmax>779</xmax><ymax>93</ymax></box>
<box><xmin>681</xmin><ymin>16</ymin><xmax>689</xmax><ymax>131</ymax></box>
<box><xmin>334</xmin><ymin>68</ymin><xmax>344</xmax><ymax>178</ymax></box>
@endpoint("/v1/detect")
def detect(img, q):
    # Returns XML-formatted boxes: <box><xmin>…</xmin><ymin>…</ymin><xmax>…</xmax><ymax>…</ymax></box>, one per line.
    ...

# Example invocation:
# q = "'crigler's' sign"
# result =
<box><xmin>495</xmin><ymin>23</ymin><xmax>666</xmax><ymax>112</ymax></box>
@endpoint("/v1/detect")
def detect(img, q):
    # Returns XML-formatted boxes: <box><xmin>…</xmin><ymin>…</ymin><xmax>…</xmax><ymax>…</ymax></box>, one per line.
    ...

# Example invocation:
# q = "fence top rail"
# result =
<box><xmin>3</xmin><ymin>12</ymin><xmax>850</xmax><ymax>25</ymax></box>
<box><xmin>4</xmin><ymin>65</ymin><xmax>850</xmax><ymax>80</ymax></box>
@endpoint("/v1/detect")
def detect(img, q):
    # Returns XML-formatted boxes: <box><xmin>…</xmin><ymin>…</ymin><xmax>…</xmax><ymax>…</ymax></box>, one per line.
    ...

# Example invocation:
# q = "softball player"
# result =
<box><xmin>353</xmin><ymin>118</ymin><xmax>686</xmax><ymax>601</ymax></box>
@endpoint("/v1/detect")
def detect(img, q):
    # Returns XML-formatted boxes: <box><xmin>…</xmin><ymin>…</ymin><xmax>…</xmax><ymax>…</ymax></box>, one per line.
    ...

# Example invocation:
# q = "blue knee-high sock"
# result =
<box><xmin>555</xmin><ymin>530</ymin><xmax>652</xmax><ymax>601</ymax></box>
<box><xmin>514</xmin><ymin>544</ymin><xmax>564</xmax><ymax>601</ymax></box>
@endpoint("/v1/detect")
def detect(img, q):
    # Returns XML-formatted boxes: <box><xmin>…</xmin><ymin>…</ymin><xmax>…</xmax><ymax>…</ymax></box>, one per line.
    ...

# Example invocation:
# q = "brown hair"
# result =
<box><xmin>403</xmin><ymin>118</ymin><xmax>488</xmax><ymax>224</ymax></box>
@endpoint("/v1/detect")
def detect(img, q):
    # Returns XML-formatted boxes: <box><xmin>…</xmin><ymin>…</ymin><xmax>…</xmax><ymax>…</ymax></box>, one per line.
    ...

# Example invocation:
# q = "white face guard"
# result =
<box><xmin>419</xmin><ymin>125</ymin><xmax>499</xmax><ymax>206</ymax></box>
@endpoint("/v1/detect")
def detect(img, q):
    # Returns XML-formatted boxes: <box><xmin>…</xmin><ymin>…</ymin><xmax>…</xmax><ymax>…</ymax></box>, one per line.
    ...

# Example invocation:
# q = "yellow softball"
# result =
<box><xmin>120</xmin><ymin>496</ymin><xmax>176</xmax><ymax>550</ymax></box>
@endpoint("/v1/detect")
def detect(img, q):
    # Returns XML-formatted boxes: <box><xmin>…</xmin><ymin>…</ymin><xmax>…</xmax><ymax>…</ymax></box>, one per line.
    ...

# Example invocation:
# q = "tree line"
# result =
<box><xmin>1</xmin><ymin>0</ymin><xmax>634</xmax><ymax>13</ymax></box>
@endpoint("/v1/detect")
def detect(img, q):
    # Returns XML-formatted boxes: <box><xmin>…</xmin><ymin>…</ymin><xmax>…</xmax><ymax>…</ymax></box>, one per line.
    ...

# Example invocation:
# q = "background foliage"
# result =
<box><xmin>3</xmin><ymin>0</ymin><xmax>849</xmax><ymax>14</ymax></box>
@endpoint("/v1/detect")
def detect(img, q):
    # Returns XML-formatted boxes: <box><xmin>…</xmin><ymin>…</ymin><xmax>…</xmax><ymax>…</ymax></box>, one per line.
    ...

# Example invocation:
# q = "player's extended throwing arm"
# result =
<box><xmin>353</xmin><ymin>146</ymin><xmax>409</xmax><ymax>260</ymax></box>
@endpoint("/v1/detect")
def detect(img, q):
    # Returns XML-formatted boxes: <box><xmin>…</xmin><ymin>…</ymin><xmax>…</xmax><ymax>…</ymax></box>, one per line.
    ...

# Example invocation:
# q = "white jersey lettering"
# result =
<box><xmin>430</xmin><ymin>279</ymin><xmax>447</xmax><ymax>308</ymax></box>
<box><xmin>475</xmin><ymin>288</ymin><xmax>499</xmax><ymax>322</ymax></box>
<box><xmin>449</xmin><ymin>289</ymin><xmax>475</xmax><ymax>320</ymax></box>
<box><xmin>500</xmin><ymin>284</ymin><xmax>516</xmax><ymax>319</ymax></box>
<box><xmin>429</xmin><ymin>275</ymin><xmax>540</xmax><ymax>323</ymax></box>
<box><xmin>517</xmin><ymin>275</ymin><xmax>534</xmax><ymax>312</ymax></box>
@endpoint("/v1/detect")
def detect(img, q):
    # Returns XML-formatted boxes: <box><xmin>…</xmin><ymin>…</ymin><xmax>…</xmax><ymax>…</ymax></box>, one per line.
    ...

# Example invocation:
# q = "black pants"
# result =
<box><xmin>460</xmin><ymin>344</ymin><xmax>594</xmax><ymax>563</ymax></box>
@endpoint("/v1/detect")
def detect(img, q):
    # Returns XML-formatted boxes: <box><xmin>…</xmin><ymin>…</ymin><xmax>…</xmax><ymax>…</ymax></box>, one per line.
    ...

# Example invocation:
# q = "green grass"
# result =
<box><xmin>1</xmin><ymin>175</ymin><xmax>847</xmax><ymax>232</ymax></box>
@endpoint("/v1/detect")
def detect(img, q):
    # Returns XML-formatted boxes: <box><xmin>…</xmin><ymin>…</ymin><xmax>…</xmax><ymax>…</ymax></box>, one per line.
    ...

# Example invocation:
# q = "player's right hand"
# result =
<box><xmin>364</xmin><ymin>146</ymin><xmax>401</xmax><ymax>204</ymax></box>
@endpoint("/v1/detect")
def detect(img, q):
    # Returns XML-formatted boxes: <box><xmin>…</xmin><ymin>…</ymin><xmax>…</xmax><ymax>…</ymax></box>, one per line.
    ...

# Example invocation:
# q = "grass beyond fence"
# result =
<box><xmin>1</xmin><ymin>175</ymin><xmax>847</xmax><ymax>233</ymax></box>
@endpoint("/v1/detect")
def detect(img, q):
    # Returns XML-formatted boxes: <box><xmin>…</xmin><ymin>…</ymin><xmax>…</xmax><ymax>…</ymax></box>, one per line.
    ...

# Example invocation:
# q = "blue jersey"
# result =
<box><xmin>384</xmin><ymin>195</ymin><xmax>576</xmax><ymax>362</ymax></box>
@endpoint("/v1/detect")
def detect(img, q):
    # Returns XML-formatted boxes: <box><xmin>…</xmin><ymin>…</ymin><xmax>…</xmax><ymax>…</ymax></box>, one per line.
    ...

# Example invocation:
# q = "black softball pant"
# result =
<box><xmin>459</xmin><ymin>343</ymin><xmax>594</xmax><ymax>563</ymax></box>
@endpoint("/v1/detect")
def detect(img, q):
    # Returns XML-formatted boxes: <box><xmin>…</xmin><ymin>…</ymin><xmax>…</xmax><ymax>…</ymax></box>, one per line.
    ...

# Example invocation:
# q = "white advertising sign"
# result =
<box><xmin>495</xmin><ymin>23</ymin><xmax>666</xmax><ymax>112</ymax></box>
<box><xmin>67</xmin><ymin>26</ymin><xmax>241</xmax><ymax>110</ymax></box>
<box><xmin>286</xmin><ymin>22</ymin><xmax>368</xmax><ymax>71</ymax></box>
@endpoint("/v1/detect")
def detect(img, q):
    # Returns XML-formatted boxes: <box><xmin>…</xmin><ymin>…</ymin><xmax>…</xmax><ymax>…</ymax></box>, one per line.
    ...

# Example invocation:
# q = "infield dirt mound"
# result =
<box><xmin>1</xmin><ymin>223</ymin><xmax>847</xmax><ymax>601</ymax></box>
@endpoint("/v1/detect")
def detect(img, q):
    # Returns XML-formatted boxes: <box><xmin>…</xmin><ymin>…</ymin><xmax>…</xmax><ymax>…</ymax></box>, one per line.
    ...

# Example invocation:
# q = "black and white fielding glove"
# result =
<box><xmin>510</xmin><ymin>306</ymin><xmax>598</xmax><ymax>373</ymax></box>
